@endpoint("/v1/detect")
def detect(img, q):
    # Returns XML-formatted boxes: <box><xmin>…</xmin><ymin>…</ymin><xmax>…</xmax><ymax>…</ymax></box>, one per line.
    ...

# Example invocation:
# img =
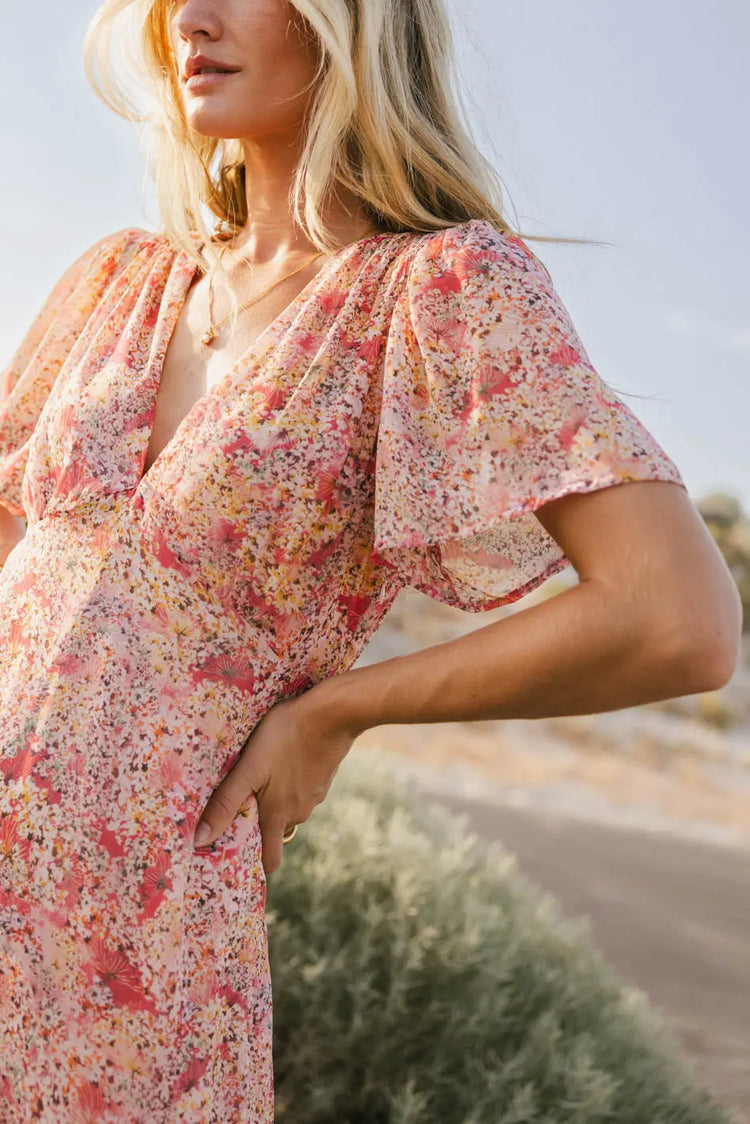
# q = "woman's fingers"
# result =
<box><xmin>192</xmin><ymin>744</ymin><xmax>266</xmax><ymax>849</ymax></box>
<box><xmin>190</xmin><ymin>691</ymin><xmax>339</xmax><ymax>869</ymax></box>
<box><xmin>258</xmin><ymin>806</ymin><xmax>289</xmax><ymax>875</ymax></box>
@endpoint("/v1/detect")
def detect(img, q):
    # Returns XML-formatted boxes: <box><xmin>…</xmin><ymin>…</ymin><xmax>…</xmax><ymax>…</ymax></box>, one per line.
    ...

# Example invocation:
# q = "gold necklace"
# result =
<box><xmin>200</xmin><ymin>245</ymin><xmax>327</xmax><ymax>346</ymax></box>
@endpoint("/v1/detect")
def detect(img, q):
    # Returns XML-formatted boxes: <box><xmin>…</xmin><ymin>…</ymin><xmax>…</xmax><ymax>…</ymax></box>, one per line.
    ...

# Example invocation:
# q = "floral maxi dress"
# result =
<box><xmin>0</xmin><ymin>220</ymin><xmax>686</xmax><ymax>1121</ymax></box>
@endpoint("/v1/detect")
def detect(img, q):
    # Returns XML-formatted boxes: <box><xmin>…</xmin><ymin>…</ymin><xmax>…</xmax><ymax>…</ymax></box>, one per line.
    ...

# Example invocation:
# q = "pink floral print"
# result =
<box><xmin>0</xmin><ymin>219</ymin><xmax>685</xmax><ymax>1120</ymax></box>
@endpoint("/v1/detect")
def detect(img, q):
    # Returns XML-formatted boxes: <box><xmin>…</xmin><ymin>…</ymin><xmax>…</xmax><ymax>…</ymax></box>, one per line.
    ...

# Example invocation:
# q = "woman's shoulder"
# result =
<box><xmin>75</xmin><ymin>225</ymin><xmax>150</xmax><ymax>260</ymax></box>
<box><xmin>79</xmin><ymin>225</ymin><xmax>188</xmax><ymax>267</ymax></box>
<box><xmin>57</xmin><ymin>226</ymin><xmax>160</xmax><ymax>291</ymax></box>
<box><xmin>59</xmin><ymin>226</ymin><xmax>185</xmax><ymax>307</ymax></box>
<box><xmin>87</xmin><ymin>225</ymin><xmax>171</xmax><ymax>263</ymax></box>
<box><xmin>407</xmin><ymin>217</ymin><xmax>553</xmax><ymax>290</ymax></box>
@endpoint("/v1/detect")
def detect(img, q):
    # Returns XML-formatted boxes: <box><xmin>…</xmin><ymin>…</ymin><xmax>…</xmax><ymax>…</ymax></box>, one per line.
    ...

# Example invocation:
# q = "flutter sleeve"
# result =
<box><xmin>373</xmin><ymin>218</ymin><xmax>687</xmax><ymax>610</ymax></box>
<box><xmin>0</xmin><ymin>227</ymin><xmax>142</xmax><ymax>517</ymax></box>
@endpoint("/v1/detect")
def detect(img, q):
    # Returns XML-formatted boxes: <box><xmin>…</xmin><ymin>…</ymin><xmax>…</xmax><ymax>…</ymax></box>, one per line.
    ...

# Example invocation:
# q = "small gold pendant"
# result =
<box><xmin>200</xmin><ymin>327</ymin><xmax>215</xmax><ymax>346</ymax></box>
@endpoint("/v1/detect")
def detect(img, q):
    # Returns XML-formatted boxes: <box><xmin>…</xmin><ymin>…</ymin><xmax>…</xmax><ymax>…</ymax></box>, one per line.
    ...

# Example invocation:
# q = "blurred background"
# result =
<box><xmin>2</xmin><ymin>1</ymin><xmax>748</xmax><ymax>1119</ymax></box>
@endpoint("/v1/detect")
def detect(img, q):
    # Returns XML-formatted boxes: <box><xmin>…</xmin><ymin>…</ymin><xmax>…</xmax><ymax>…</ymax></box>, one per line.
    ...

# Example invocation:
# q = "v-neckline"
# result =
<box><xmin>133</xmin><ymin>228</ymin><xmax>407</xmax><ymax>494</ymax></box>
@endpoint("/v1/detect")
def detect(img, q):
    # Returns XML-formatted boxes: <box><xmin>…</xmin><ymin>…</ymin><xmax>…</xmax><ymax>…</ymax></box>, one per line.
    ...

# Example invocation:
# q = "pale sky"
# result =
<box><xmin>2</xmin><ymin>1</ymin><xmax>748</xmax><ymax>507</ymax></box>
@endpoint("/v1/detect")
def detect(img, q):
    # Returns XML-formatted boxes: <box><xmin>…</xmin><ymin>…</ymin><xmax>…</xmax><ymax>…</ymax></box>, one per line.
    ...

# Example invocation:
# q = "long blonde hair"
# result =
<box><xmin>83</xmin><ymin>0</ymin><xmax>600</xmax><ymax>328</ymax></box>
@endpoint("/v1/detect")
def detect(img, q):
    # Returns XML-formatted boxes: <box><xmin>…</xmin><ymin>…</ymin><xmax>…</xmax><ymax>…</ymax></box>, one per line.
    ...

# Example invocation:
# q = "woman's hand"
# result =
<box><xmin>0</xmin><ymin>504</ymin><xmax>25</xmax><ymax>566</ymax></box>
<box><xmin>192</xmin><ymin>686</ymin><xmax>360</xmax><ymax>875</ymax></box>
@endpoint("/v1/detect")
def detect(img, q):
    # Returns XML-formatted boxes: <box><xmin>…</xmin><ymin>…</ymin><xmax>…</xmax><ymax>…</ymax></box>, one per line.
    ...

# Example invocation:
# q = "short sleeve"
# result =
<box><xmin>0</xmin><ymin>227</ymin><xmax>144</xmax><ymax>517</ymax></box>
<box><xmin>373</xmin><ymin>219</ymin><xmax>688</xmax><ymax>611</ymax></box>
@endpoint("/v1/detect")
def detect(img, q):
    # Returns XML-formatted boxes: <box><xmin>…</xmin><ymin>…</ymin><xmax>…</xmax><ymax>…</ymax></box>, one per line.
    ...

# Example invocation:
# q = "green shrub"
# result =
<box><xmin>266</xmin><ymin>749</ymin><xmax>733</xmax><ymax>1124</ymax></box>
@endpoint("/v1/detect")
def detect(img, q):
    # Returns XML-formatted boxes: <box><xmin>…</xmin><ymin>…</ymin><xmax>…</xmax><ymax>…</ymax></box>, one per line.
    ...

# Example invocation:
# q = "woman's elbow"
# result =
<box><xmin>666</xmin><ymin>575</ymin><xmax>744</xmax><ymax>693</ymax></box>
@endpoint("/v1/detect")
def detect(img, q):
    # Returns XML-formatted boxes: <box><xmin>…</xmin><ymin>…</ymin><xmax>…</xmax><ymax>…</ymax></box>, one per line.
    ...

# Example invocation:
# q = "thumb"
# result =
<box><xmin>193</xmin><ymin>753</ymin><xmax>266</xmax><ymax>849</ymax></box>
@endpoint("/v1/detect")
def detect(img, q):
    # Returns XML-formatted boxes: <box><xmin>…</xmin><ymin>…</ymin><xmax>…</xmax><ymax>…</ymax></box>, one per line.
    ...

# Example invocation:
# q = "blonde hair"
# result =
<box><xmin>83</xmin><ymin>0</ymin><xmax>600</xmax><ymax>329</ymax></box>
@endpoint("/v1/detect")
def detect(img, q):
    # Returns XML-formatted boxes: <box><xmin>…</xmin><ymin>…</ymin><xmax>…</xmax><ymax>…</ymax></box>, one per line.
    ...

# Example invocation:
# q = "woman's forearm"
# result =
<box><xmin>310</xmin><ymin>578</ymin><xmax>735</xmax><ymax>736</ymax></box>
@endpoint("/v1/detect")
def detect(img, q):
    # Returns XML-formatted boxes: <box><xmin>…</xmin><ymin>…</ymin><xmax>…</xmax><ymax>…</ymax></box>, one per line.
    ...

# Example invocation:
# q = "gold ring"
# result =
<box><xmin>282</xmin><ymin>823</ymin><xmax>299</xmax><ymax>844</ymax></box>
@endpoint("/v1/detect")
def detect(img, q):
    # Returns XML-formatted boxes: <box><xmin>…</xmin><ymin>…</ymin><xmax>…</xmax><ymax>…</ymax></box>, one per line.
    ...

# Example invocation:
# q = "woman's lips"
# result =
<box><xmin>185</xmin><ymin>71</ymin><xmax>241</xmax><ymax>91</ymax></box>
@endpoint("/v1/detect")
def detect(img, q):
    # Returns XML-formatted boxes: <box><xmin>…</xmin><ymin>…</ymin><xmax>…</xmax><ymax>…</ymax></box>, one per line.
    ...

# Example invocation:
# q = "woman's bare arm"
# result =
<box><xmin>195</xmin><ymin>479</ymin><xmax>744</xmax><ymax>870</ymax></box>
<box><xmin>0</xmin><ymin>504</ymin><xmax>25</xmax><ymax>565</ymax></box>
<box><xmin>309</xmin><ymin>480</ymin><xmax>742</xmax><ymax>731</ymax></box>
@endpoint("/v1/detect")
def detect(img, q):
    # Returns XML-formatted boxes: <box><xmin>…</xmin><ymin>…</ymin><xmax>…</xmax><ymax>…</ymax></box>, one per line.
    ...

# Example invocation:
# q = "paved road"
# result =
<box><xmin>424</xmin><ymin>792</ymin><xmax>750</xmax><ymax>1124</ymax></box>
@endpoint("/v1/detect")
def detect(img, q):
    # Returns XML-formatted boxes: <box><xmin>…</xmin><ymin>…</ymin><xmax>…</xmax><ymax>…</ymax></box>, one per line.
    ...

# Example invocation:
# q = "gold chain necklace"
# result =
<box><xmin>200</xmin><ymin>244</ymin><xmax>327</xmax><ymax>346</ymax></box>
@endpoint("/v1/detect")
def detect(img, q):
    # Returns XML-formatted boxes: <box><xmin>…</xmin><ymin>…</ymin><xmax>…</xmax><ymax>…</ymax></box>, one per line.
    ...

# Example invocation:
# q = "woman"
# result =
<box><xmin>0</xmin><ymin>0</ymin><xmax>741</xmax><ymax>1120</ymax></box>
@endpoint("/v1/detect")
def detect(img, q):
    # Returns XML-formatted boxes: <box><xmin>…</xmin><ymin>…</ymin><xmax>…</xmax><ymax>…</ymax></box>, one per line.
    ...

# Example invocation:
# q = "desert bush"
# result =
<box><xmin>266</xmin><ymin>748</ymin><xmax>732</xmax><ymax>1124</ymax></box>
